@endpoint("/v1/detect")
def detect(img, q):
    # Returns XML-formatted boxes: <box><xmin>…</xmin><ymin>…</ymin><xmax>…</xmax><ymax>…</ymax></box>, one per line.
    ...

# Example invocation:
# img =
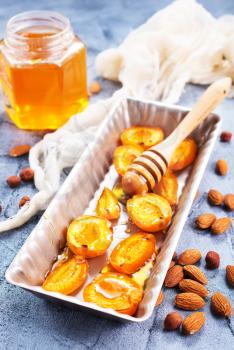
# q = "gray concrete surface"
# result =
<box><xmin>0</xmin><ymin>1</ymin><xmax>233</xmax><ymax>349</ymax></box>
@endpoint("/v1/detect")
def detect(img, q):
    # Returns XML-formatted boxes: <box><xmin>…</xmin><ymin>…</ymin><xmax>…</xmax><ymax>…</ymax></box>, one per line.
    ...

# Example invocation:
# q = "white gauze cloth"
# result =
<box><xmin>1</xmin><ymin>0</ymin><xmax>234</xmax><ymax>233</ymax></box>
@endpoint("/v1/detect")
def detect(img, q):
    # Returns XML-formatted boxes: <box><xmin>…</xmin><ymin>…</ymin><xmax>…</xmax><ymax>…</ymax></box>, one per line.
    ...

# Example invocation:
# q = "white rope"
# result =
<box><xmin>1</xmin><ymin>0</ymin><xmax>234</xmax><ymax>233</ymax></box>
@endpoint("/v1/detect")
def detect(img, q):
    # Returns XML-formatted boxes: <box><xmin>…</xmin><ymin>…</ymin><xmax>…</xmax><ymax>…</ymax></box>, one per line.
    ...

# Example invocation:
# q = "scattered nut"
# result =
<box><xmin>195</xmin><ymin>213</ymin><xmax>216</xmax><ymax>229</ymax></box>
<box><xmin>175</xmin><ymin>292</ymin><xmax>205</xmax><ymax>311</ymax></box>
<box><xmin>7</xmin><ymin>175</ymin><xmax>21</xmax><ymax>188</ymax></box>
<box><xmin>9</xmin><ymin>144</ymin><xmax>31</xmax><ymax>157</ymax></box>
<box><xmin>216</xmin><ymin>159</ymin><xmax>228</xmax><ymax>176</ymax></box>
<box><xmin>89</xmin><ymin>81</ymin><xmax>102</xmax><ymax>95</ymax></box>
<box><xmin>164</xmin><ymin>311</ymin><xmax>183</xmax><ymax>331</ymax></box>
<box><xmin>207</xmin><ymin>189</ymin><xmax>223</xmax><ymax>206</ymax></box>
<box><xmin>155</xmin><ymin>290</ymin><xmax>164</xmax><ymax>307</ymax></box>
<box><xmin>182</xmin><ymin>312</ymin><xmax>205</xmax><ymax>335</ymax></box>
<box><xmin>179</xmin><ymin>279</ymin><xmax>208</xmax><ymax>298</ymax></box>
<box><xmin>178</xmin><ymin>248</ymin><xmax>201</xmax><ymax>265</ymax></box>
<box><xmin>226</xmin><ymin>265</ymin><xmax>234</xmax><ymax>287</ymax></box>
<box><xmin>224</xmin><ymin>194</ymin><xmax>234</xmax><ymax>211</ymax></box>
<box><xmin>183</xmin><ymin>265</ymin><xmax>208</xmax><ymax>285</ymax></box>
<box><xmin>211</xmin><ymin>291</ymin><xmax>233</xmax><ymax>318</ymax></box>
<box><xmin>164</xmin><ymin>265</ymin><xmax>184</xmax><ymax>288</ymax></box>
<box><xmin>211</xmin><ymin>217</ymin><xmax>232</xmax><ymax>235</ymax></box>
<box><xmin>205</xmin><ymin>251</ymin><xmax>220</xmax><ymax>269</ymax></box>
<box><xmin>220</xmin><ymin>131</ymin><xmax>232</xmax><ymax>142</ymax></box>
<box><xmin>19</xmin><ymin>167</ymin><xmax>34</xmax><ymax>182</ymax></box>
<box><xmin>19</xmin><ymin>195</ymin><xmax>30</xmax><ymax>208</ymax></box>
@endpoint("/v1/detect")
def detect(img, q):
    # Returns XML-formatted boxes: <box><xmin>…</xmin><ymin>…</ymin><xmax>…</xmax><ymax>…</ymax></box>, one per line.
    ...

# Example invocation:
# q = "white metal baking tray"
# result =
<box><xmin>5</xmin><ymin>97</ymin><xmax>221</xmax><ymax>322</ymax></box>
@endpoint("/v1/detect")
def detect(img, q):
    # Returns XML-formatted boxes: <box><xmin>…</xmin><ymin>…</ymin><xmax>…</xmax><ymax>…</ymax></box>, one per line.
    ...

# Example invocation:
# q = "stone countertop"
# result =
<box><xmin>0</xmin><ymin>1</ymin><xmax>234</xmax><ymax>349</ymax></box>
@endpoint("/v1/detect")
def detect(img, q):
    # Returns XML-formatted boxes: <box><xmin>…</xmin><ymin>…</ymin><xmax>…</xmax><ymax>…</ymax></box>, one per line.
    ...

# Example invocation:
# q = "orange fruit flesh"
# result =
<box><xmin>96</xmin><ymin>187</ymin><xmax>121</xmax><ymax>220</ymax></box>
<box><xmin>83</xmin><ymin>272</ymin><xmax>143</xmax><ymax>315</ymax></box>
<box><xmin>42</xmin><ymin>256</ymin><xmax>88</xmax><ymax>295</ymax></box>
<box><xmin>113</xmin><ymin>145</ymin><xmax>143</xmax><ymax>176</ymax></box>
<box><xmin>67</xmin><ymin>215</ymin><xmax>113</xmax><ymax>258</ymax></box>
<box><xmin>154</xmin><ymin>169</ymin><xmax>178</xmax><ymax>207</ymax></box>
<box><xmin>170</xmin><ymin>138</ymin><xmax>197</xmax><ymax>171</ymax></box>
<box><xmin>120</xmin><ymin>126</ymin><xmax>164</xmax><ymax>150</ymax></box>
<box><xmin>127</xmin><ymin>193</ymin><xmax>172</xmax><ymax>232</ymax></box>
<box><xmin>110</xmin><ymin>232</ymin><xmax>156</xmax><ymax>274</ymax></box>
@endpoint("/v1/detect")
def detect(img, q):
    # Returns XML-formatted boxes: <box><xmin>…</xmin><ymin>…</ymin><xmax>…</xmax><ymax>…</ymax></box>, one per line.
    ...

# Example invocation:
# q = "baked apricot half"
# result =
<box><xmin>170</xmin><ymin>138</ymin><xmax>197</xmax><ymax>171</ymax></box>
<box><xmin>120</xmin><ymin>126</ymin><xmax>164</xmax><ymax>150</ymax></box>
<box><xmin>67</xmin><ymin>215</ymin><xmax>113</xmax><ymax>258</ymax></box>
<box><xmin>113</xmin><ymin>145</ymin><xmax>143</xmax><ymax>176</ymax></box>
<box><xmin>127</xmin><ymin>193</ymin><xmax>172</xmax><ymax>232</ymax></box>
<box><xmin>96</xmin><ymin>187</ymin><xmax>121</xmax><ymax>220</ymax></box>
<box><xmin>110</xmin><ymin>232</ymin><xmax>156</xmax><ymax>274</ymax></box>
<box><xmin>83</xmin><ymin>272</ymin><xmax>143</xmax><ymax>315</ymax></box>
<box><xmin>42</xmin><ymin>255</ymin><xmax>88</xmax><ymax>295</ymax></box>
<box><xmin>154</xmin><ymin>169</ymin><xmax>178</xmax><ymax>207</ymax></box>
<box><xmin>112</xmin><ymin>179</ymin><xmax>130</xmax><ymax>205</ymax></box>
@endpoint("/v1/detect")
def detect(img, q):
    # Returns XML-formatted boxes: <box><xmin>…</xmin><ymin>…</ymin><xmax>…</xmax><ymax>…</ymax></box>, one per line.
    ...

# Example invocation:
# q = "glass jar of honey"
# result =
<box><xmin>0</xmin><ymin>11</ymin><xmax>88</xmax><ymax>130</ymax></box>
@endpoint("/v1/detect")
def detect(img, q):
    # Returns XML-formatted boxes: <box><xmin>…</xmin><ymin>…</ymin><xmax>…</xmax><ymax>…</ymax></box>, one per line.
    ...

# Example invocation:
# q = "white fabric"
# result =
<box><xmin>1</xmin><ymin>0</ymin><xmax>234</xmax><ymax>233</ymax></box>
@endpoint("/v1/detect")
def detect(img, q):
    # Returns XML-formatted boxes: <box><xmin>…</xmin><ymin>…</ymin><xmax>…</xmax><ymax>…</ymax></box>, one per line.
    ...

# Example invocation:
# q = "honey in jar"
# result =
<box><xmin>0</xmin><ymin>11</ymin><xmax>88</xmax><ymax>130</ymax></box>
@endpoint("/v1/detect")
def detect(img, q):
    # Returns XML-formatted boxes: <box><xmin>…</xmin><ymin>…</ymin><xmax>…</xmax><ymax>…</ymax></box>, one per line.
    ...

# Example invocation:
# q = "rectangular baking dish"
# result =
<box><xmin>5</xmin><ymin>97</ymin><xmax>221</xmax><ymax>322</ymax></box>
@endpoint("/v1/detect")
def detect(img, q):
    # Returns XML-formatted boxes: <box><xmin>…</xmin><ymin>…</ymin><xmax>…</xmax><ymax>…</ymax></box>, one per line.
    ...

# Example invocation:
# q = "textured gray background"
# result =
<box><xmin>0</xmin><ymin>1</ymin><xmax>234</xmax><ymax>349</ymax></box>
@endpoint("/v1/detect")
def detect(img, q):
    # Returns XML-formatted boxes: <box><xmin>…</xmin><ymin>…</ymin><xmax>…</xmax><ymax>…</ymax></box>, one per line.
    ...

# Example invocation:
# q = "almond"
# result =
<box><xmin>224</xmin><ymin>194</ymin><xmax>234</xmax><ymax>211</ymax></box>
<box><xmin>183</xmin><ymin>265</ymin><xmax>208</xmax><ymax>285</ymax></box>
<box><xmin>216</xmin><ymin>159</ymin><xmax>228</xmax><ymax>176</ymax></box>
<box><xmin>179</xmin><ymin>279</ymin><xmax>208</xmax><ymax>298</ymax></box>
<box><xmin>182</xmin><ymin>312</ymin><xmax>205</xmax><ymax>335</ymax></box>
<box><xmin>19</xmin><ymin>195</ymin><xmax>30</xmax><ymax>208</ymax></box>
<box><xmin>19</xmin><ymin>167</ymin><xmax>34</xmax><ymax>182</ymax></box>
<box><xmin>207</xmin><ymin>189</ymin><xmax>223</xmax><ymax>206</ymax></box>
<box><xmin>164</xmin><ymin>311</ymin><xmax>183</xmax><ymax>331</ymax></box>
<box><xmin>9</xmin><ymin>144</ymin><xmax>31</xmax><ymax>157</ymax></box>
<box><xmin>175</xmin><ymin>292</ymin><xmax>205</xmax><ymax>311</ymax></box>
<box><xmin>195</xmin><ymin>213</ymin><xmax>216</xmax><ymax>229</ymax></box>
<box><xmin>211</xmin><ymin>217</ymin><xmax>232</xmax><ymax>235</ymax></box>
<box><xmin>220</xmin><ymin>131</ymin><xmax>232</xmax><ymax>142</ymax></box>
<box><xmin>205</xmin><ymin>251</ymin><xmax>220</xmax><ymax>269</ymax></box>
<box><xmin>211</xmin><ymin>291</ymin><xmax>233</xmax><ymax>317</ymax></box>
<box><xmin>155</xmin><ymin>290</ymin><xmax>164</xmax><ymax>307</ymax></box>
<box><xmin>178</xmin><ymin>249</ymin><xmax>201</xmax><ymax>265</ymax></box>
<box><xmin>164</xmin><ymin>265</ymin><xmax>184</xmax><ymax>288</ymax></box>
<box><xmin>89</xmin><ymin>81</ymin><xmax>102</xmax><ymax>95</ymax></box>
<box><xmin>226</xmin><ymin>265</ymin><xmax>234</xmax><ymax>287</ymax></box>
<box><xmin>7</xmin><ymin>175</ymin><xmax>21</xmax><ymax>188</ymax></box>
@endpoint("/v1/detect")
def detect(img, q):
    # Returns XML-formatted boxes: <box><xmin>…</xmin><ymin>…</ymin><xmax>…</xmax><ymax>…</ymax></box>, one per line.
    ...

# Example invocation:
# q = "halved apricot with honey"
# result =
<box><xmin>67</xmin><ymin>215</ymin><xmax>113</xmax><ymax>258</ymax></box>
<box><xmin>96</xmin><ymin>187</ymin><xmax>121</xmax><ymax>220</ymax></box>
<box><xmin>42</xmin><ymin>255</ymin><xmax>88</xmax><ymax>295</ymax></box>
<box><xmin>113</xmin><ymin>145</ymin><xmax>143</xmax><ymax>176</ymax></box>
<box><xmin>110</xmin><ymin>232</ymin><xmax>156</xmax><ymax>274</ymax></box>
<box><xmin>154</xmin><ymin>169</ymin><xmax>178</xmax><ymax>208</ymax></box>
<box><xmin>132</xmin><ymin>259</ymin><xmax>155</xmax><ymax>288</ymax></box>
<box><xmin>127</xmin><ymin>193</ymin><xmax>172</xmax><ymax>232</ymax></box>
<box><xmin>83</xmin><ymin>272</ymin><xmax>143</xmax><ymax>315</ymax></box>
<box><xmin>120</xmin><ymin>126</ymin><xmax>164</xmax><ymax>150</ymax></box>
<box><xmin>169</xmin><ymin>138</ymin><xmax>197</xmax><ymax>171</ymax></box>
<box><xmin>112</xmin><ymin>179</ymin><xmax>130</xmax><ymax>205</ymax></box>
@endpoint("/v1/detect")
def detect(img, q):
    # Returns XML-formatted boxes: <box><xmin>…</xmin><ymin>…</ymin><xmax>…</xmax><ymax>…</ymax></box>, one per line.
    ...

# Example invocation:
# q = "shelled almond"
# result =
<box><xmin>211</xmin><ymin>292</ymin><xmax>232</xmax><ymax>317</ymax></box>
<box><xmin>226</xmin><ymin>265</ymin><xmax>234</xmax><ymax>287</ymax></box>
<box><xmin>207</xmin><ymin>189</ymin><xmax>223</xmax><ymax>206</ymax></box>
<box><xmin>178</xmin><ymin>249</ymin><xmax>201</xmax><ymax>265</ymax></box>
<box><xmin>182</xmin><ymin>312</ymin><xmax>205</xmax><ymax>335</ymax></box>
<box><xmin>183</xmin><ymin>265</ymin><xmax>208</xmax><ymax>285</ymax></box>
<box><xmin>205</xmin><ymin>251</ymin><xmax>220</xmax><ymax>269</ymax></box>
<box><xmin>164</xmin><ymin>312</ymin><xmax>183</xmax><ymax>331</ymax></box>
<box><xmin>195</xmin><ymin>213</ymin><xmax>216</xmax><ymax>229</ymax></box>
<box><xmin>179</xmin><ymin>279</ymin><xmax>208</xmax><ymax>298</ymax></box>
<box><xmin>175</xmin><ymin>292</ymin><xmax>205</xmax><ymax>311</ymax></box>
<box><xmin>224</xmin><ymin>194</ymin><xmax>234</xmax><ymax>211</ymax></box>
<box><xmin>211</xmin><ymin>217</ymin><xmax>232</xmax><ymax>235</ymax></box>
<box><xmin>216</xmin><ymin>159</ymin><xmax>228</xmax><ymax>176</ymax></box>
<box><xmin>164</xmin><ymin>265</ymin><xmax>184</xmax><ymax>288</ymax></box>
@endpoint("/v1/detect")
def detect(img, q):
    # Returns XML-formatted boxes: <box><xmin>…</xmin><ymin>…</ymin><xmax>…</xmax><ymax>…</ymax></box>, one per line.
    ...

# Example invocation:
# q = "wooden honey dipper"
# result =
<box><xmin>122</xmin><ymin>77</ymin><xmax>231</xmax><ymax>195</ymax></box>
